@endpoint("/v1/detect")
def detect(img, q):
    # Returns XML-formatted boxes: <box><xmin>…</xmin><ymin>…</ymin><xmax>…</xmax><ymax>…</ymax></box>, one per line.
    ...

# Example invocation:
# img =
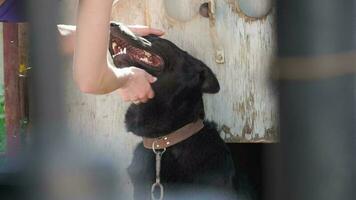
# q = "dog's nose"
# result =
<box><xmin>110</xmin><ymin>21</ymin><xmax>122</xmax><ymax>28</ymax></box>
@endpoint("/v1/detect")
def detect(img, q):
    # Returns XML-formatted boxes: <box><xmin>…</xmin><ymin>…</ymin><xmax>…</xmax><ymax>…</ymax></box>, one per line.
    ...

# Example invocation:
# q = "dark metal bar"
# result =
<box><xmin>26</xmin><ymin>0</ymin><xmax>66</xmax><ymax>149</ymax></box>
<box><xmin>265</xmin><ymin>1</ymin><xmax>356</xmax><ymax>200</ymax></box>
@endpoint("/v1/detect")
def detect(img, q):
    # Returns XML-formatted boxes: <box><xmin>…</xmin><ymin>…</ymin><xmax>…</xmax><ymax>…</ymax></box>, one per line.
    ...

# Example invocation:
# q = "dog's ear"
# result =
<box><xmin>198</xmin><ymin>63</ymin><xmax>220</xmax><ymax>93</ymax></box>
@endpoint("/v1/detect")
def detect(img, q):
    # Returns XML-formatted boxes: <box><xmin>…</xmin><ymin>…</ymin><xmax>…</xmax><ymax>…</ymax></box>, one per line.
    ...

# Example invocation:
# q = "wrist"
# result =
<box><xmin>112</xmin><ymin>67</ymin><xmax>134</xmax><ymax>88</ymax></box>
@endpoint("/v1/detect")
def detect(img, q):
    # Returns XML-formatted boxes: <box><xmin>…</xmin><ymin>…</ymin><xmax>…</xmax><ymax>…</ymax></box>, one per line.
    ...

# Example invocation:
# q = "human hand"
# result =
<box><xmin>117</xmin><ymin>25</ymin><xmax>163</xmax><ymax>103</ymax></box>
<box><xmin>127</xmin><ymin>25</ymin><xmax>164</xmax><ymax>37</ymax></box>
<box><xmin>117</xmin><ymin>67</ymin><xmax>157</xmax><ymax>104</ymax></box>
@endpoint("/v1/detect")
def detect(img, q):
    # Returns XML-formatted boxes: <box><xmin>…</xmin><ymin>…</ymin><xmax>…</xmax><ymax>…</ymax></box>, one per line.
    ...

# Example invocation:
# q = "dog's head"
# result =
<box><xmin>109</xmin><ymin>22</ymin><xmax>220</xmax><ymax>137</ymax></box>
<box><xmin>109</xmin><ymin>22</ymin><xmax>220</xmax><ymax>96</ymax></box>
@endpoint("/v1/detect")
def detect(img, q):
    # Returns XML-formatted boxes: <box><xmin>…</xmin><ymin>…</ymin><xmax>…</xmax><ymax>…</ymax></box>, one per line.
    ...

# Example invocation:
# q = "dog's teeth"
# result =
<box><xmin>112</xmin><ymin>42</ymin><xmax>118</xmax><ymax>50</ymax></box>
<box><xmin>144</xmin><ymin>51</ymin><xmax>152</xmax><ymax>57</ymax></box>
<box><xmin>123</xmin><ymin>48</ymin><xmax>127</xmax><ymax>54</ymax></box>
<box><xmin>140</xmin><ymin>57</ymin><xmax>149</xmax><ymax>63</ymax></box>
<box><xmin>140</xmin><ymin>57</ymin><xmax>153</xmax><ymax>64</ymax></box>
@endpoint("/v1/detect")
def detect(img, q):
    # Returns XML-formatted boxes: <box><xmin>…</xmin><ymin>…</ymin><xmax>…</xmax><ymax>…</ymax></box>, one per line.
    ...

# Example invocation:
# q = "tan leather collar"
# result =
<box><xmin>143</xmin><ymin>119</ymin><xmax>204</xmax><ymax>150</ymax></box>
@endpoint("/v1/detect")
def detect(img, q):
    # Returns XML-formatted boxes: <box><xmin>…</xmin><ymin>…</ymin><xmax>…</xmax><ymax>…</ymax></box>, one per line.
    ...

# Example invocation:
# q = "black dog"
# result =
<box><xmin>109</xmin><ymin>22</ymin><xmax>237</xmax><ymax>200</ymax></box>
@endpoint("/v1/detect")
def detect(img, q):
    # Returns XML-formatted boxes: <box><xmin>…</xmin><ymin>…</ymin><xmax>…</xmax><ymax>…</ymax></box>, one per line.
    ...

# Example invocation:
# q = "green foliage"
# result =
<box><xmin>0</xmin><ymin>84</ymin><xmax>5</xmax><ymax>153</ymax></box>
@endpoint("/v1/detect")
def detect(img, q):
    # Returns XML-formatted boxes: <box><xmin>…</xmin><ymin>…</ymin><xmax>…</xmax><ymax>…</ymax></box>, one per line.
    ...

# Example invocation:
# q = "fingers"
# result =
<box><xmin>141</xmin><ymin>73</ymin><xmax>156</xmax><ymax>100</ymax></box>
<box><xmin>127</xmin><ymin>95</ymin><xmax>151</xmax><ymax>104</ymax></box>
<box><xmin>127</xmin><ymin>25</ymin><xmax>165</xmax><ymax>37</ymax></box>
<box><xmin>132</xmin><ymin>100</ymin><xmax>141</xmax><ymax>105</ymax></box>
<box><xmin>135</xmin><ymin>87</ymin><xmax>154</xmax><ymax>103</ymax></box>
<box><xmin>119</xmin><ymin>91</ymin><xmax>145</xmax><ymax>104</ymax></box>
<box><xmin>118</xmin><ymin>84</ymin><xmax>154</xmax><ymax>104</ymax></box>
<box><xmin>147</xmin><ymin>89</ymin><xmax>155</xmax><ymax>99</ymax></box>
<box><xmin>146</xmin><ymin>73</ymin><xmax>157</xmax><ymax>83</ymax></box>
<box><xmin>145</xmin><ymin>28</ymin><xmax>165</xmax><ymax>36</ymax></box>
<box><xmin>117</xmin><ymin>67</ymin><xmax>156</xmax><ymax>104</ymax></box>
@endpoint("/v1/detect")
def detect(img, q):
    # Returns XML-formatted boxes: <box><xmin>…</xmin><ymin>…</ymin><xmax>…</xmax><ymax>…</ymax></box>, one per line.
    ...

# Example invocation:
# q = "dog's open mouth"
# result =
<box><xmin>109</xmin><ymin>22</ymin><xmax>164</xmax><ymax>71</ymax></box>
<box><xmin>111</xmin><ymin>37</ymin><xmax>163</xmax><ymax>68</ymax></box>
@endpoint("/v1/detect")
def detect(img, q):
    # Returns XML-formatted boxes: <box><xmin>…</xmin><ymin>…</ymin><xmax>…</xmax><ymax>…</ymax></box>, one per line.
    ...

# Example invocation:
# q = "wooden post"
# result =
<box><xmin>3</xmin><ymin>23</ymin><xmax>28</xmax><ymax>156</ymax></box>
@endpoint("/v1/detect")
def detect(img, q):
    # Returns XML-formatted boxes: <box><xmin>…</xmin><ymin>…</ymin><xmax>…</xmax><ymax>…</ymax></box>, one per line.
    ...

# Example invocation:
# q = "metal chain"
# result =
<box><xmin>151</xmin><ymin>142</ymin><xmax>166</xmax><ymax>200</ymax></box>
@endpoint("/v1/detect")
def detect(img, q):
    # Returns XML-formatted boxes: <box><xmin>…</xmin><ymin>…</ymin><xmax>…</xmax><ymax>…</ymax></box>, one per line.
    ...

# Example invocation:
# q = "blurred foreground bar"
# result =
<box><xmin>27</xmin><ymin>0</ymin><xmax>66</xmax><ymax>149</ymax></box>
<box><xmin>265</xmin><ymin>0</ymin><xmax>356</xmax><ymax>200</ymax></box>
<box><xmin>1</xmin><ymin>2</ymin><xmax>65</xmax><ymax>200</ymax></box>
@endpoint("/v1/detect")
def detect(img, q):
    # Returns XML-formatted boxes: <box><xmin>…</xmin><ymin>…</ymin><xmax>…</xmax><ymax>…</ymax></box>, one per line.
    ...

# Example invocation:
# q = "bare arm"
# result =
<box><xmin>73</xmin><ymin>0</ymin><xmax>164</xmax><ymax>103</ymax></box>
<box><xmin>74</xmin><ymin>0</ymin><xmax>121</xmax><ymax>94</ymax></box>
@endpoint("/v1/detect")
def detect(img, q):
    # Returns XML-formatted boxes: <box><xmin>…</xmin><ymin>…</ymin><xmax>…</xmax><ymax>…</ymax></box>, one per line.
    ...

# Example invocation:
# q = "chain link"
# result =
<box><xmin>151</xmin><ymin>141</ymin><xmax>166</xmax><ymax>200</ymax></box>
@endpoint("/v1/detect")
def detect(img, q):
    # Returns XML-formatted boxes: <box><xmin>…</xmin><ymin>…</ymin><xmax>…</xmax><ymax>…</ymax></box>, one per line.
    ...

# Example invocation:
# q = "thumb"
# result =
<box><xmin>146</xmin><ymin>73</ymin><xmax>157</xmax><ymax>83</ymax></box>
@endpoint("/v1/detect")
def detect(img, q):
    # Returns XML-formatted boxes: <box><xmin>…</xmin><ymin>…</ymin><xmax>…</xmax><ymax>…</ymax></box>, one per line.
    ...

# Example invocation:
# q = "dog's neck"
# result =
<box><xmin>142</xmin><ymin>119</ymin><xmax>204</xmax><ymax>149</ymax></box>
<box><xmin>124</xmin><ymin>96</ymin><xmax>205</xmax><ymax>138</ymax></box>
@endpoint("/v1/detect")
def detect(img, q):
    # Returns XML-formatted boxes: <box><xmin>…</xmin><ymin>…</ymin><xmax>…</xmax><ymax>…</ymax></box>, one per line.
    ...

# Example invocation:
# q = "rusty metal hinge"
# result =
<box><xmin>200</xmin><ymin>0</ymin><xmax>225</xmax><ymax>64</ymax></box>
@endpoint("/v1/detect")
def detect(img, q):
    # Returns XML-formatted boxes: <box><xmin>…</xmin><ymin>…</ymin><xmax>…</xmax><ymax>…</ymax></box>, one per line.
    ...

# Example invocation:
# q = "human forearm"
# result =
<box><xmin>73</xmin><ymin>0</ymin><xmax>121</xmax><ymax>93</ymax></box>
<box><xmin>70</xmin><ymin>0</ymin><xmax>163</xmax><ymax>102</ymax></box>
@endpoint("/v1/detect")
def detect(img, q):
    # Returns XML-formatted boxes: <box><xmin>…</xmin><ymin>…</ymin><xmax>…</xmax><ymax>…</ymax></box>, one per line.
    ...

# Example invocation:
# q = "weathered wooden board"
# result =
<box><xmin>3</xmin><ymin>23</ymin><xmax>20</xmax><ymax>155</ymax></box>
<box><xmin>3</xmin><ymin>23</ymin><xmax>29</xmax><ymax>156</ymax></box>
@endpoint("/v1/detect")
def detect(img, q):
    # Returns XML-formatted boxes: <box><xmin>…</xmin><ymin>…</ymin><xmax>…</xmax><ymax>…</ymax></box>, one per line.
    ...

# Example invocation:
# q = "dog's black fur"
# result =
<box><xmin>109</xmin><ymin>22</ymin><xmax>237</xmax><ymax>199</ymax></box>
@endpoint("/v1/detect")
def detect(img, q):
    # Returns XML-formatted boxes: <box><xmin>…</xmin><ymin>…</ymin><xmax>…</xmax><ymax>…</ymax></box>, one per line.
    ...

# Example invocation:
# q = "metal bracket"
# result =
<box><xmin>208</xmin><ymin>0</ymin><xmax>225</xmax><ymax>64</ymax></box>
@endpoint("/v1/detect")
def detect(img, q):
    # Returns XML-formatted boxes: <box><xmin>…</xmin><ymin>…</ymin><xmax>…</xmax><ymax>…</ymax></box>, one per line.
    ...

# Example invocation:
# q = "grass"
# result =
<box><xmin>0</xmin><ymin>84</ymin><xmax>5</xmax><ymax>153</ymax></box>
